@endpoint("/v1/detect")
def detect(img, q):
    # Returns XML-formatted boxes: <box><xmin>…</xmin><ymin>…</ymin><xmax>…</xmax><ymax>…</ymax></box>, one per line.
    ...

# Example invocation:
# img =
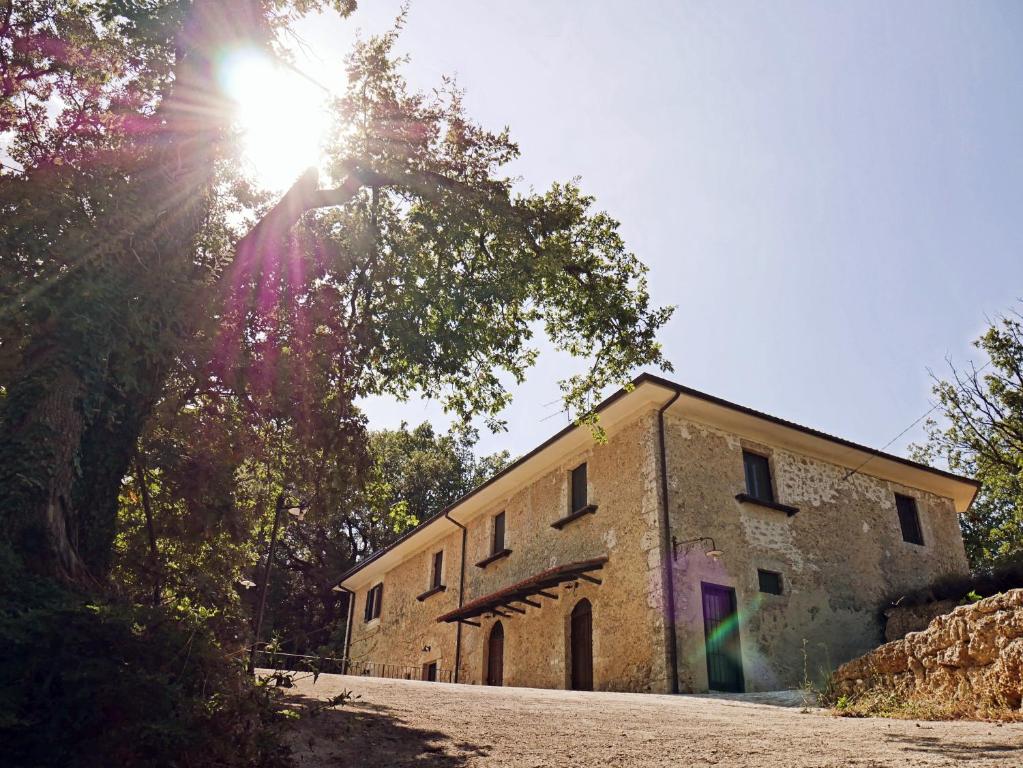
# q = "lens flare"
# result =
<box><xmin>218</xmin><ymin>48</ymin><xmax>331</xmax><ymax>190</ymax></box>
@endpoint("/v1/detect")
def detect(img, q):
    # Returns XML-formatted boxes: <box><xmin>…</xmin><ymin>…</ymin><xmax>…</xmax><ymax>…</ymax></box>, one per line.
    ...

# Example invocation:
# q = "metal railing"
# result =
<box><xmin>253</xmin><ymin>650</ymin><xmax>454</xmax><ymax>683</ymax></box>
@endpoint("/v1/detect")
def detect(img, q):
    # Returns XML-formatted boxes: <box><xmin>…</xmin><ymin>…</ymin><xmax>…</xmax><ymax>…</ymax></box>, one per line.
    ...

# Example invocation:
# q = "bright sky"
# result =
<box><xmin>282</xmin><ymin>0</ymin><xmax>1023</xmax><ymax>462</ymax></box>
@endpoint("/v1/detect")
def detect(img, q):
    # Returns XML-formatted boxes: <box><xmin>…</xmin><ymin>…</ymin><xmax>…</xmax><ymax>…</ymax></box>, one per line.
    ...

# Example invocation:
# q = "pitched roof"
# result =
<box><xmin>339</xmin><ymin>373</ymin><xmax>978</xmax><ymax>588</ymax></box>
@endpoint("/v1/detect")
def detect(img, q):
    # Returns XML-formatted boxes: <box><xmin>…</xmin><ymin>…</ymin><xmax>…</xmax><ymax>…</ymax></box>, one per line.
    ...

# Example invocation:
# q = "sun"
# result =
<box><xmin>218</xmin><ymin>48</ymin><xmax>333</xmax><ymax>191</ymax></box>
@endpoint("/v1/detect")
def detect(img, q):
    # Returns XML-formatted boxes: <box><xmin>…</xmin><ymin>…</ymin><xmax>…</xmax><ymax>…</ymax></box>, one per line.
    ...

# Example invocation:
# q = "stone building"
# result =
<box><xmin>336</xmin><ymin>374</ymin><xmax>977</xmax><ymax>694</ymax></box>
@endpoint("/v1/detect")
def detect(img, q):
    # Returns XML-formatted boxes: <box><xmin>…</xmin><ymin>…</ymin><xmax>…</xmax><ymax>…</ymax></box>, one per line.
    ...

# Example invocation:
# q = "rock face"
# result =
<box><xmin>832</xmin><ymin>589</ymin><xmax>1023</xmax><ymax>713</ymax></box>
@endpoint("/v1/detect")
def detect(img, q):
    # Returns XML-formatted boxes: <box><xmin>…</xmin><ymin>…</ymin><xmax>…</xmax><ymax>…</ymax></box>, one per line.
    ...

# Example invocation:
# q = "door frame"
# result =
<box><xmin>569</xmin><ymin>598</ymin><xmax>594</xmax><ymax>691</ymax></box>
<box><xmin>486</xmin><ymin>620</ymin><xmax>504</xmax><ymax>686</ymax></box>
<box><xmin>700</xmin><ymin>582</ymin><xmax>744</xmax><ymax>693</ymax></box>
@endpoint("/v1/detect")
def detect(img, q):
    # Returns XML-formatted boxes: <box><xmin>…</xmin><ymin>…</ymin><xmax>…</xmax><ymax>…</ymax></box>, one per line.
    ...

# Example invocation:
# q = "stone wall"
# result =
<box><xmin>344</xmin><ymin>398</ymin><xmax>970</xmax><ymax>696</ymax></box>
<box><xmin>345</xmin><ymin>410</ymin><xmax>671</xmax><ymax>693</ymax></box>
<box><xmin>884</xmin><ymin>599</ymin><xmax>960</xmax><ymax>642</ymax></box>
<box><xmin>832</xmin><ymin>589</ymin><xmax>1023</xmax><ymax>713</ymax></box>
<box><xmin>662</xmin><ymin>413</ymin><xmax>969</xmax><ymax>692</ymax></box>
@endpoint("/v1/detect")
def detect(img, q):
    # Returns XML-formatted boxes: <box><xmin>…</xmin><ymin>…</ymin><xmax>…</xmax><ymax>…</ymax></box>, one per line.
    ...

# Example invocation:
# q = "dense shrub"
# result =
<box><xmin>0</xmin><ymin>551</ymin><xmax>290</xmax><ymax>768</ymax></box>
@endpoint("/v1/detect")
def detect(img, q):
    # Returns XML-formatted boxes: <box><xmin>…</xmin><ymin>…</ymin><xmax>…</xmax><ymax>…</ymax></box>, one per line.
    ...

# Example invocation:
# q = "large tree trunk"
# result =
<box><xmin>0</xmin><ymin>4</ymin><xmax>231</xmax><ymax>582</ymax></box>
<box><xmin>0</xmin><ymin>1</ymin><xmax>371</xmax><ymax>584</ymax></box>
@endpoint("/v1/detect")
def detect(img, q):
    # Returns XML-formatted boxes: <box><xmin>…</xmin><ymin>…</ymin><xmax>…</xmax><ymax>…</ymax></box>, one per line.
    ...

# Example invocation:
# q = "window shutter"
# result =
<box><xmin>743</xmin><ymin>451</ymin><xmax>774</xmax><ymax>503</ymax></box>
<box><xmin>571</xmin><ymin>463</ymin><xmax>588</xmax><ymax>511</ymax></box>
<box><xmin>492</xmin><ymin>512</ymin><xmax>505</xmax><ymax>553</ymax></box>
<box><xmin>375</xmin><ymin>583</ymin><xmax>383</xmax><ymax>618</ymax></box>
<box><xmin>895</xmin><ymin>494</ymin><xmax>924</xmax><ymax>545</ymax></box>
<box><xmin>432</xmin><ymin>551</ymin><xmax>443</xmax><ymax>588</ymax></box>
<box><xmin>364</xmin><ymin>589</ymin><xmax>372</xmax><ymax>622</ymax></box>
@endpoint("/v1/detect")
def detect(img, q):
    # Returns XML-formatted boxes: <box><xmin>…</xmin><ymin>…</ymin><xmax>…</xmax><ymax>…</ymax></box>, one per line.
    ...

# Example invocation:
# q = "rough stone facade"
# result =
<box><xmin>662</xmin><ymin>414</ymin><xmax>969</xmax><ymax>692</ymax></box>
<box><xmin>832</xmin><ymin>589</ymin><xmax>1023</xmax><ymax>713</ymax></box>
<box><xmin>347</xmin><ymin>412</ymin><xmax>670</xmax><ymax>692</ymax></box>
<box><xmin>341</xmin><ymin>378</ymin><xmax>974</xmax><ymax>694</ymax></box>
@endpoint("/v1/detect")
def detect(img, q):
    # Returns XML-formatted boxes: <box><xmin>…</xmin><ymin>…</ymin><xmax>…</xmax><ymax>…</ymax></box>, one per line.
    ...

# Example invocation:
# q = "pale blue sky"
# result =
<box><xmin>294</xmin><ymin>1</ymin><xmax>1023</xmax><ymax>461</ymax></box>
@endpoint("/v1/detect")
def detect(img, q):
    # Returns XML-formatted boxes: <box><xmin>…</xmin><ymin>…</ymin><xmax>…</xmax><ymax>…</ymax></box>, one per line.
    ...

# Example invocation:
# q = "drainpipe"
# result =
<box><xmin>657</xmin><ymin>390</ymin><xmax>682</xmax><ymax>694</ymax></box>
<box><xmin>338</xmin><ymin>585</ymin><xmax>355</xmax><ymax>675</ymax></box>
<box><xmin>444</xmin><ymin>511</ymin><xmax>467</xmax><ymax>683</ymax></box>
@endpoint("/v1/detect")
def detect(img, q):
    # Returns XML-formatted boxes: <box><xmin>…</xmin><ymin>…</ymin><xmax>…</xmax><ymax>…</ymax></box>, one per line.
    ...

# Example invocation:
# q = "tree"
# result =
<box><xmin>2</xmin><ymin>2</ymin><xmax>672</xmax><ymax>586</ymax></box>
<box><xmin>913</xmin><ymin>310</ymin><xmax>1023</xmax><ymax>570</ymax></box>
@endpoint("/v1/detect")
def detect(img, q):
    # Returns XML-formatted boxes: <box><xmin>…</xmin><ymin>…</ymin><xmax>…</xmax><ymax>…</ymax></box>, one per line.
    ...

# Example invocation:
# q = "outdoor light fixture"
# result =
<box><xmin>672</xmin><ymin>536</ymin><xmax>723</xmax><ymax>562</ymax></box>
<box><xmin>238</xmin><ymin>579</ymin><xmax>257</xmax><ymax>589</ymax></box>
<box><xmin>331</xmin><ymin>584</ymin><xmax>345</xmax><ymax>593</ymax></box>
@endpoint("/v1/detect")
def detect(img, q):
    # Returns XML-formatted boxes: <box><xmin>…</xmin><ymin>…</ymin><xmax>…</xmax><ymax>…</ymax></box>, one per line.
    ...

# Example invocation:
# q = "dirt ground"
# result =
<box><xmin>283</xmin><ymin>672</ymin><xmax>1023</xmax><ymax>767</ymax></box>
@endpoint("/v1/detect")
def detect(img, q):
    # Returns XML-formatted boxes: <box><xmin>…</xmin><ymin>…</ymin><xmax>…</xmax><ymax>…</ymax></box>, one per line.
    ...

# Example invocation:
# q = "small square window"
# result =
<box><xmin>571</xmin><ymin>463</ymin><xmax>588</xmax><ymax>512</ymax></box>
<box><xmin>743</xmin><ymin>451</ymin><xmax>775</xmax><ymax>503</ymax></box>
<box><xmin>758</xmin><ymin>569</ymin><xmax>783</xmax><ymax>595</ymax></box>
<box><xmin>895</xmin><ymin>494</ymin><xmax>924</xmax><ymax>545</ymax></box>
<box><xmin>492</xmin><ymin>512</ymin><xmax>506</xmax><ymax>554</ymax></box>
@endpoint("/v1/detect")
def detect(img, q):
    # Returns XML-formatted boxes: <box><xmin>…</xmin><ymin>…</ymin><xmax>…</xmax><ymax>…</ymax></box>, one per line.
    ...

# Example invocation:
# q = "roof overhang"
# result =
<box><xmin>338</xmin><ymin>373</ymin><xmax>978</xmax><ymax>591</ymax></box>
<box><xmin>649</xmin><ymin>374</ymin><xmax>979</xmax><ymax>515</ymax></box>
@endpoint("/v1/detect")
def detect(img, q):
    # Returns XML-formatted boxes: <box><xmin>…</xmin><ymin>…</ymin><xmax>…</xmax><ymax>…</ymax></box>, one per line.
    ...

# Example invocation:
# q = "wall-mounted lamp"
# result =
<box><xmin>672</xmin><ymin>536</ymin><xmax>723</xmax><ymax>562</ymax></box>
<box><xmin>421</xmin><ymin>645</ymin><xmax>432</xmax><ymax>653</ymax></box>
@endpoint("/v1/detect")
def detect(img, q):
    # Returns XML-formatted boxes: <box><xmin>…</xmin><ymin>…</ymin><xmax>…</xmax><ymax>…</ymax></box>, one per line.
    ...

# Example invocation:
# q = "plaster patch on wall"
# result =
<box><xmin>739</xmin><ymin>510</ymin><xmax>810</xmax><ymax>573</ymax></box>
<box><xmin>603</xmin><ymin>528</ymin><xmax>618</xmax><ymax>550</ymax></box>
<box><xmin>775</xmin><ymin>450</ymin><xmax>893</xmax><ymax>509</ymax></box>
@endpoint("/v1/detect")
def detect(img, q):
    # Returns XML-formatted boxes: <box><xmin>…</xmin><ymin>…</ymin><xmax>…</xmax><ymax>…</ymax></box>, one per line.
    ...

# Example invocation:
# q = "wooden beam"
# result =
<box><xmin>516</xmin><ymin>597</ymin><xmax>542</xmax><ymax>608</ymax></box>
<box><xmin>501</xmin><ymin>604</ymin><xmax>526</xmax><ymax>614</ymax></box>
<box><xmin>536</xmin><ymin>590</ymin><xmax>558</xmax><ymax>600</ymax></box>
<box><xmin>458</xmin><ymin>619</ymin><xmax>481</xmax><ymax>627</ymax></box>
<box><xmin>578</xmin><ymin>574</ymin><xmax>602</xmax><ymax>585</ymax></box>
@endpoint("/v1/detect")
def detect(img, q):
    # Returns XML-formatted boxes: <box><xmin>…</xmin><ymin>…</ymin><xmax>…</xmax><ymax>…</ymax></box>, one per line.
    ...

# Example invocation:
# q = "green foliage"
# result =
<box><xmin>912</xmin><ymin>309</ymin><xmax>1023</xmax><ymax>570</ymax></box>
<box><xmin>0</xmin><ymin>550</ymin><xmax>292</xmax><ymax>768</ymax></box>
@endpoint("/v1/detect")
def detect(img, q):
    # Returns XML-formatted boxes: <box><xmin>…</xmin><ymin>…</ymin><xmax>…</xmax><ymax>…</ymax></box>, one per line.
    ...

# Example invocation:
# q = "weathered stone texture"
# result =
<box><xmin>884</xmin><ymin>599</ymin><xmax>960</xmax><ymax>642</ymax></box>
<box><xmin>346</xmin><ymin>412</ymin><xmax>670</xmax><ymax>692</ymax></box>
<box><xmin>344</xmin><ymin>398</ymin><xmax>970</xmax><ymax>695</ymax></box>
<box><xmin>663</xmin><ymin>414</ymin><xmax>969</xmax><ymax>692</ymax></box>
<box><xmin>832</xmin><ymin>589</ymin><xmax>1023</xmax><ymax>712</ymax></box>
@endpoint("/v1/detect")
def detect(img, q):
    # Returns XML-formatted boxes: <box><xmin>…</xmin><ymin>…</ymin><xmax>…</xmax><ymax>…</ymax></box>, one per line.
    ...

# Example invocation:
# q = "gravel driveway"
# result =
<box><xmin>284</xmin><ymin>672</ymin><xmax>1023</xmax><ymax>767</ymax></box>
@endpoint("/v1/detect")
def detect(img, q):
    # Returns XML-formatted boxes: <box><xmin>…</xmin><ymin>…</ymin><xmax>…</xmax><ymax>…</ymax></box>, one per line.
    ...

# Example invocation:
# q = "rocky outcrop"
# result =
<box><xmin>832</xmin><ymin>589</ymin><xmax>1023</xmax><ymax>714</ymax></box>
<box><xmin>884</xmin><ymin>598</ymin><xmax>959</xmax><ymax>642</ymax></box>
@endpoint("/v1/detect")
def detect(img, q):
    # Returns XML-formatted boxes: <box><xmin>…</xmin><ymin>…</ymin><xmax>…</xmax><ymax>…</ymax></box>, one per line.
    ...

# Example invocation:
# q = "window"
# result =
<box><xmin>363</xmin><ymin>583</ymin><xmax>383</xmax><ymax>622</ymax></box>
<box><xmin>895</xmin><ymin>493</ymin><xmax>924</xmax><ymax>545</ymax></box>
<box><xmin>431</xmin><ymin>551</ymin><xmax>444</xmax><ymax>589</ymax></box>
<box><xmin>742</xmin><ymin>451</ymin><xmax>774</xmax><ymax>503</ymax></box>
<box><xmin>571</xmin><ymin>463</ymin><xmax>588</xmax><ymax>512</ymax></box>
<box><xmin>758</xmin><ymin>569</ymin><xmax>783</xmax><ymax>595</ymax></box>
<box><xmin>492</xmin><ymin>511</ymin><xmax>506</xmax><ymax>554</ymax></box>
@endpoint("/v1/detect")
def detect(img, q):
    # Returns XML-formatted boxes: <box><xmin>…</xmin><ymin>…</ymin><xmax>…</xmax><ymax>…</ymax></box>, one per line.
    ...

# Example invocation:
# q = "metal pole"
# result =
<box><xmin>249</xmin><ymin>491</ymin><xmax>286</xmax><ymax>674</ymax></box>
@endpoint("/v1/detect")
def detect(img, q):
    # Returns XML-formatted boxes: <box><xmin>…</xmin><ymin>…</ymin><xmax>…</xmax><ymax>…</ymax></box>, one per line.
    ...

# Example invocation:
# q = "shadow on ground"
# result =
<box><xmin>285</xmin><ymin>693</ymin><xmax>490</xmax><ymax>768</ymax></box>
<box><xmin>885</xmin><ymin>732</ymin><xmax>1023</xmax><ymax>760</ymax></box>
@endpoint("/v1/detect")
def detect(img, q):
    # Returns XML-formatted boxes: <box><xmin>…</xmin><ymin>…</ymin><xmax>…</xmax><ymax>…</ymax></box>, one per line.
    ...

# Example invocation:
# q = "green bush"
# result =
<box><xmin>0</xmin><ymin>551</ymin><xmax>290</xmax><ymax>768</ymax></box>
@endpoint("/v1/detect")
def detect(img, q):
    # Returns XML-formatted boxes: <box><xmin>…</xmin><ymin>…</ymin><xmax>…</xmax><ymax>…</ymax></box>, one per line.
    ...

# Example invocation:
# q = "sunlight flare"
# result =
<box><xmin>218</xmin><ymin>48</ymin><xmax>332</xmax><ymax>191</ymax></box>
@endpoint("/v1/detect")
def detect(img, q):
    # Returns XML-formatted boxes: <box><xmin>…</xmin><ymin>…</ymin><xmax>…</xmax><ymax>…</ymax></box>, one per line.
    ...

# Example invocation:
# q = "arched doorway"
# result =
<box><xmin>486</xmin><ymin>621</ymin><xmax>504</xmax><ymax>686</ymax></box>
<box><xmin>570</xmin><ymin>599</ymin><xmax>593</xmax><ymax>691</ymax></box>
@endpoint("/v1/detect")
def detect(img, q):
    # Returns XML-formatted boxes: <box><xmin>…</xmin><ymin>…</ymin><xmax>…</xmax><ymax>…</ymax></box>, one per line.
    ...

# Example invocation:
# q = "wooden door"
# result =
<box><xmin>486</xmin><ymin>621</ymin><xmax>504</xmax><ymax>686</ymax></box>
<box><xmin>701</xmin><ymin>583</ymin><xmax>744</xmax><ymax>692</ymax></box>
<box><xmin>423</xmin><ymin>661</ymin><xmax>437</xmax><ymax>682</ymax></box>
<box><xmin>570</xmin><ymin>599</ymin><xmax>593</xmax><ymax>691</ymax></box>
